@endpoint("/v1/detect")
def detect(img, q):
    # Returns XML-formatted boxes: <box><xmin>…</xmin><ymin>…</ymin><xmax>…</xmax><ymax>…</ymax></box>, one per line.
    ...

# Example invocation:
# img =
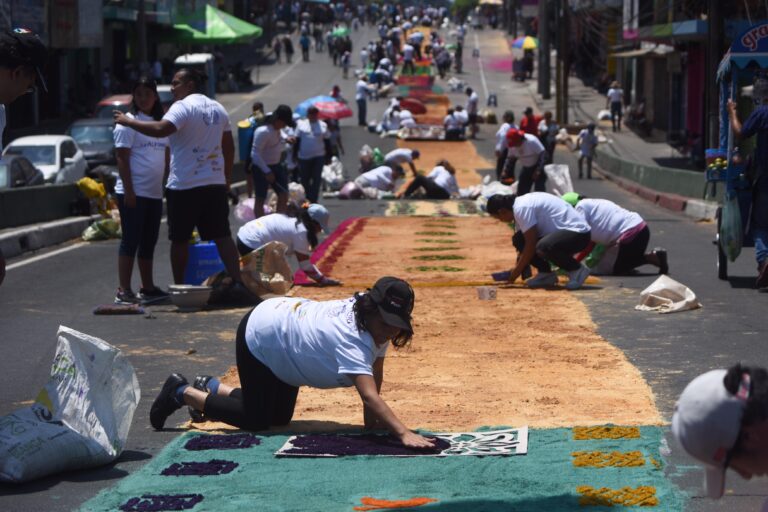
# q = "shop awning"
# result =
<box><xmin>170</xmin><ymin>4</ymin><xmax>262</xmax><ymax>44</ymax></box>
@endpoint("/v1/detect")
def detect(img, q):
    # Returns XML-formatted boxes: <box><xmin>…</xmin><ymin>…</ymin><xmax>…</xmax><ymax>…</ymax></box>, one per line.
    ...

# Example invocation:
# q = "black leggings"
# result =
<box><xmin>404</xmin><ymin>175</ymin><xmax>450</xmax><ymax>199</ymax></box>
<box><xmin>513</xmin><ymin>229</ymin><xmax>591</xmax><ymax>272</ymax></box>
<box><xmin>613</xmin><ymin>226</ymin><xmax>650</xmax><ymax>275</ymax></box>
<box><xmin>203</xmin><ymin>310</ymin><xmax>299</xmax><ymax>431</ymax></box>
<box><xmin>236</xmin><ymin>236</ymin><xmax>253</xmax><ymax>257</ymax></box>
<box><xmin>517</xmin><ymin>163</ymin><xmax>546</xmax><ymax>195</ymax></box>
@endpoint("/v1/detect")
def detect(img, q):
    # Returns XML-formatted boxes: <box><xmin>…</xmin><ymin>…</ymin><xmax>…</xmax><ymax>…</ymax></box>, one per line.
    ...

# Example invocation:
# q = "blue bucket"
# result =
<box><xmin>237</xmin><ymin>121</ymin><xmax>256</xmax><ymax>162</ymax></box>
<box><xmin>184</xmin><ymin>242</ymin><xmax>226</xmax><ymax>285</ymax></box>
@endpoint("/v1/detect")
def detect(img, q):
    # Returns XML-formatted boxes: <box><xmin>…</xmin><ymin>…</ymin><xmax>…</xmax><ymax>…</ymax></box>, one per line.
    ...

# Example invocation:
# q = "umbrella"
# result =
<box><xmin>332</xmin><ymin>26</ymin><xmax>350</xmax><ymax>37</ymax></box>
<box><xmin>511</xmin><ymin>36</ymin><xmax>538</xmax><ymax>50</ymax></box>
<box><xmin>314</xmin><ymin>101</ymin><xmax>353</xmax><ymax>120</ymax></box>
<box><xmin>295</xmin><ymin>95</ymin><xmax>337</xmax><ymax>117</ymax></box>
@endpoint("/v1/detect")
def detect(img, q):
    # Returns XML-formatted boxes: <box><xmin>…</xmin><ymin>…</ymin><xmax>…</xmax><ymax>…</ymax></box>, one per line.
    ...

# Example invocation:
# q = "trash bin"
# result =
<box><xmin>237</xmin><ymin>119</ymin><xmax>256</xmax><ymax>162</ymax></box>
<box><xmin>184</xmin><ymin>242</ymin><xmax>226</xmax><ymax>285</ymax></box>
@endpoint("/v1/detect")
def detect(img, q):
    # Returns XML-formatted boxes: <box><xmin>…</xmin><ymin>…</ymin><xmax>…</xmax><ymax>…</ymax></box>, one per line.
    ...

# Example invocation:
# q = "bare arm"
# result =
<box><xmin>163</xmin><ymin>147</ymin><xmax>170</xmax><ymax>189</ymax></box>
<box><xmin>508</xmin><ymin>227</ymin><xmax>539</xmax><ymax>282</ymax></box>
<box><xmin>115</xmin><ymin>148</ymin><xmax>135</xmax><ymax>207</ymax></box>
<box><xmin>222</xmin><ymin>130</ymin><xmax>234</xmax><ymax>187</ymax></box>
<box><xmin>364</xmin><ymin>357</ymin><xmax>385</xmax><ymax>429</ymax></box>
<box><xmin>727</xmin><ymin>99</ymin><xmax>743</xmax><ymax>139</ymax></box>
<box><xmin>114</xmin><ymin>111</ymin><xmax>177</xmax><ymax>138</ymax></box>
<box><xmin>350</xmin><ymin>373</ymin><xmax>435</xmax><ymax>448</ymax></box>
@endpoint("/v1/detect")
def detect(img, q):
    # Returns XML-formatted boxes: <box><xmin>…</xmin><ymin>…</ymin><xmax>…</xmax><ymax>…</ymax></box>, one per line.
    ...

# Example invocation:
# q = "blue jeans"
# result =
<box><xmin>299</xmin><ymin>156</ymin><xmax>325</xmax><ymax>203</ymax></box>
<box><xmin>116</xmin><ymin>194</ymin><xmax>162</xmax><ymax>259</ymax></box>
<box><xmin>357</xmin><ymin>98</ymin><xmax>367</xmax><ymax>126</ymax></box>
<box><xmin>753</xmin><ymin>185</ymin><xmax>768</xmax><ymax>264</ymax></box>
<box><xmin>252</xmin><ymin>163</ymin><xmax>289</xmax><ymax>199</ymax></box>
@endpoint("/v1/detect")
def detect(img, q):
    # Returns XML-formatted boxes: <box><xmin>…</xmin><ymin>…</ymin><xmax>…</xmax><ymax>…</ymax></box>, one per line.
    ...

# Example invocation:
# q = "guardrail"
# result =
<box><xmin>0</xmin><ymin>184</ymin><xmax>82</xmax><ymax>230</ymax></box>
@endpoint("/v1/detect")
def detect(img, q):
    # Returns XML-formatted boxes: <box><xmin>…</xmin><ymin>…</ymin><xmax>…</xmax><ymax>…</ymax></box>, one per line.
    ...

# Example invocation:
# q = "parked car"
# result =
<box><xmin>3</xmin><ymin>135</ymin><xmax>88</xmax><ymax>184</ymax></box>
<box><xmin>157</xmin><ymin>85</ymin><xmax>174</xmax><ymax>111</ymax></box>
<box><xmin>67</xmin><ymin>118</ymin><xmax>116</xmax><ymax>168</ymax></box>
<box><xmin>95</xmin><ymin>94</ymin><xmax>132</xmax><ymax>119</ymax></box>
<box><xmin>0</xmin><ymin>155</ymin><xmax>45</xmax><ymax>189</ymax></box>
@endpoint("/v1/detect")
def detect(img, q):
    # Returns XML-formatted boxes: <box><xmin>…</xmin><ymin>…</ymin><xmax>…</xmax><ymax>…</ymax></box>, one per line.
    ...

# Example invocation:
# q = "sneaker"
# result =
<box><xmin>150</xmin><ymin>373</ymin><xmax>188</xmax><ymax>430</ymax></box>
<box><xmin>188</xmin><ymin>375</ymin><xmax>213</xmax><ymax>423</ymax></box>
<box><xmin>565</xmin><ymin>264</ymin><xmax>590</xmax><ymax>290</ymax></box>
<box><xmin>757</xmin><ymin>261</ymin><xmax>768</xmax><ymax>290</ymax></box>
<box><xmin>653</xmin><ymin>248</ymin><xmax>669</xmax><ymax>275</ymax></box>
<box><xmin>525</xmin><ymin>271</ymin><xmax>558</xmax><ymax>288</ymax></box>
<box><xmin>115</xmin><ymin>288</ymin><xmax>139</xmax><ymax>305</ymax></box>
<box><xmin>139</xmin><ymin>287</ymin><xmax>170</xmax><ymax>305</ymax></box>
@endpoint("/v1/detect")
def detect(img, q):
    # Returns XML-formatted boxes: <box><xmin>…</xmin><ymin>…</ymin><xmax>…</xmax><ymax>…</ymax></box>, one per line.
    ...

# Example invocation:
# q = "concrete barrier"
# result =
<box><xmin>0</xmin><ymin>184</ymin><xmax>81</xmax><ymax>229</ymax></box>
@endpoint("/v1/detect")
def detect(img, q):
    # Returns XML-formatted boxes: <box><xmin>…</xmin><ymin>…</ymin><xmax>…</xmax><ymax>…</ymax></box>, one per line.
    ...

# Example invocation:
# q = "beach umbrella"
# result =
<box><xmin>332</xmin><ymin>26</ymin><xmax>350</xmax><ymax>37</ymax></box>
<box><xmin>314</xmin><ymin>101</ymin><xmax>354</xmax><ymax>120</ymax></box>
<box><xmin>295</xmin><ymin>95</ymin><xmax>337</xmax><ymax>117</ymax></box>
<box><xmin>511</xmin><ymin>36</ymin><xmax>538</xmax><ymax>50</ymax></box>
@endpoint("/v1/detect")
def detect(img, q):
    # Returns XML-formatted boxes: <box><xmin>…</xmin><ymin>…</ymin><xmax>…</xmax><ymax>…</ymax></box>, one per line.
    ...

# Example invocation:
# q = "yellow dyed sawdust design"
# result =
<box><xmin>571</xmin><ymin>451</ymin><xmax>646</xmax><ymax>468</ymax></box>
<box><xmin>573</xmin><ymin>426</ymin><xmax>642</xmax><ymax>440</ymax></box>
<box><xmin>576</xmin><ymin>486</ymin><xmax>658</xmax><ymax>507</ymax></box>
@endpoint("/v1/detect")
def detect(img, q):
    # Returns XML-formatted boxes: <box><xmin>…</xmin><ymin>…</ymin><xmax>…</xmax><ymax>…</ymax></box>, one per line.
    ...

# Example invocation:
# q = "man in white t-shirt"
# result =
<box><xmin>402</xmin><ymin>43</ymin><xmax>415</xmax><ymax>75</ymax></box>
<box><xmin>114</xmin><ymin>68</ymin><xmax>252</xmax><ymax>301</ymax></box>
<box><xmin>486</xmin><ymin>193</ymin><xmax>592</xmax><ymax>290</ymax></box>
<box><xmin>294</xmin><ymin>106</ymin><xmax>330</xmax><ymax>203</ymax></box>
<box><xmin>0</xmin><ymin>28</ymin><xmax>48</xmax><ymax>287</ymax></box>
<box><xmin>606</xmin><ymin>81</ymin><xmax>624</xmax><ymax>132</ymax></box>
<box><xmin>355</xmin><ymin>76</ymin><xmax>369</xmax><ymax>126</ymax></box>
<box><xmin>505</xmin><ymin>129</ymin><xmax>546</xmax><ymax>195</ymax></box>
<box><xmin>465</xmin><ymin>87</ymin><xmax>479</xmax><ymax>139</ymax></box>
<box><xmin>495</xmin><ymin>110</ymin><xmax>517</xmax><ymax>180</ymax></box>
<box><xmin>576</xmin><ymin>123</ymin><xmax>599</xmax><ymax>179</ymax></box>
<box><xmin>384</xmin><ymin>147</ymin><xmax>420</xmax><ymax>175</ymax></box>
<box><xmin>443</xmin><ymin>108</ymin><xmax>463</xmax><ymax>141</ymax></box>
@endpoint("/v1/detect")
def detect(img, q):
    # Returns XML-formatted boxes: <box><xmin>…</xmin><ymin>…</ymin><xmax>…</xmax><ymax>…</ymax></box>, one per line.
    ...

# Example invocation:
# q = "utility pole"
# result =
<box><xmin>509</xmin><ymin>0</ymin><xmax>517</xmax><ymax>36</ymax></box>
<box><xmin>706</xmin><ymin>0</ymin><xmax>723</xmax><ymax>148</ymax></box>
<box><xmin>538</xmin><ymin>0</ymin><xmax>551</xmax><ymax>99</ymax></box>
<box><xmin>561</xmin><ymin>0</ymin><xmax>570</xmax><ymax>125</ymax></box>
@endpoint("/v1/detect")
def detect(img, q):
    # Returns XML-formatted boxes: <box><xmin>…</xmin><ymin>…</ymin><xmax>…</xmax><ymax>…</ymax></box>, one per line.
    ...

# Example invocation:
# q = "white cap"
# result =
<box><xmin>671</xmin><ymin>369</ymin><xmax>750</xmax><ymax>498</ymax></box>
<box><xmin>307</xmin><ymin>203</ymin><xmax>330</xmax><ymax>233</ymax></box>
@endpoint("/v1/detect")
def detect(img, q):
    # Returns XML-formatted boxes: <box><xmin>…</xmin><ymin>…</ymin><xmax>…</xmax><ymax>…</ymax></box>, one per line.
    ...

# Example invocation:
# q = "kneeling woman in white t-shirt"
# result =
<box><xmin>236</xmin><ymin>203</ymin><xmax>340</xmax><ymax>286</ymax></box>
<box><xmin>486</xmin><ymin>192</ymin><xmax>592</xmax><ymax>290</ymax></box>
<box><xmin>400</xmin><ymin>159</ymin><xmax>459</xmax><ymax>200</ymax></box>
<box><xmin>149</xmin><ymin>276</ymin><xmax>437</xmax><ymax>449</ymax></box>
<box><xmin>353</xmin><ymin>164</ymin><xmax>404</xmax><ymax>193</ymax></box>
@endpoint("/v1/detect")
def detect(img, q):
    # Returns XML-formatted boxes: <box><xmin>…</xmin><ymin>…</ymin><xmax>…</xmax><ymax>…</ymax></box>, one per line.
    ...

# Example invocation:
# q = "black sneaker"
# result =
<box><xmin>150</xmin><ymin>373</ymin><xmax>188</xmax><ymax>430</ymax></box>
<box><xmin>139</xmin><ymin>287</ymin><xmax>170</xmax><ymax>305</ymax></box>
<box><xmin>115</xmin><ymin>288</ymin><xmax>139</xmax><ymax>305</ymax></box>
<box><xmin>188</xmin><ymin>375</ymin><xmax>213</xmax><ymax>423</ymax></box>
<box><xmin>654</xmin><ymin>248</ymin><xmax>669</xmax><ymax>275</ymax></box>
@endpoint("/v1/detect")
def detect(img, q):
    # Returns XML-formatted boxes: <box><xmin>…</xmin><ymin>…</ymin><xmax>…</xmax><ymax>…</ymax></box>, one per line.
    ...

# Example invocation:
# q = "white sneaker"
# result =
<box><xmin>525</xmin><ymin>272</ymin><xmax>558</xmax><ymax>288</ymax></box>
<box><xmin>565</xmin><ymin>265</ymin><xmax>590</xmax><ymax>290</ymax></box>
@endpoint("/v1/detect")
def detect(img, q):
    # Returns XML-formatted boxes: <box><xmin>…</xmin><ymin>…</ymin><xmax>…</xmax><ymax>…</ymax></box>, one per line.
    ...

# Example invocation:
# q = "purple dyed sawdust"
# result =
<box><xmin>184</xmin><ymin>433</ymin><xmax>261</xmax><ymax>451</ymax></box>
<box><xmin>160</xmin><ymin>459</ymin><xmax>238</xmax><ymax>477</ymax></box>
<box><xmin>119</xmin><ymin>494</ymin><xmax>203</xmax><ymax>511</ymax></box>
<box><xmin>282</xmin><ymin>434</ymin><xmax>450</xmax><ymax>457</ymax></box>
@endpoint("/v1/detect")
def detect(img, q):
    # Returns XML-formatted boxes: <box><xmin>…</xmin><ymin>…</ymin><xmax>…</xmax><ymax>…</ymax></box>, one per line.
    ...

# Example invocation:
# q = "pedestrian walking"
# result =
<box><xmin>300</xmin><ymin>33</ymin><xmax>311</xmax><ymax>62</ymax></box>
<box><xmin>341</xmin><ymin>50</ymin><xmax>351</xmax><ymax>79</ymax></box>
<box><xmin>576</xmin><ymin>123</ymin><xmax>599</xmax><ymax>179</ymax></box>
<box><xmin>113</xmin><ymin>69</ymin><xmax>251</xmax><ymax>299</ymax></box>
<box><xmin>486</xmin><ymin>193</ymin><xmax>592</xmax><ymax>290</ymax></box>
<box><xmin>149</xmin><ymin>276</ymin><xmax>438</xmax><ymax>452</ymax></box>
<box><xmin>537</xmin><ymin>111</ymin><xmax>559</xmax><ymax>165</ymax></box>
<box><xmin>283</xmin><ymin>35</ymin><xmax>295</xmax><ymax>63</ymax></box>
<box><xmin>606</xmin><ymin>81</ymin><xmax>624</xmax><ymax>132</ymax></box>
<box><xmin>495</xmin><ymin>111</ymin><xmax>517</xmax><ymax>180</ymax></box>
<box><xmin>360</xmin><ymin>47</ymin><xmax>369</xmax><ymax>69</ymax></box>
<box><xmin>465</xmin><ymin>87</ymin><xmax>479</xmax><ymax>139</ymax></box>
<box><xmin>273</xmin><ymin>36</ymin><xmax>282</xmax><ymax>63</ymax></box>
<box><xmin>113</xmin><ymin>77</ymin><xmax>171</xmax><ymax>305</ymax></box>
<box><xmin>250</xmin><ymin>105</ymin><xmax>295</xmax><ymax>218</ymax></box>
<box><xmin>294</xmin><ymin>106</ymin><xmax>331</xmax><ymax>203</ymax></box>
<box><xmin>504</xmin><ymin>129</ymin><xmax>546</xmax><ymax>195</ymax></box>
<box><xmin>356</xmin><ymin>75</ymin><xmax>369</xmax><ymax>127</ymax></box>
<box><xmin>519</xmin><ymin>107</ymin><xmax>541</xmax><ymax>136</ymax></box>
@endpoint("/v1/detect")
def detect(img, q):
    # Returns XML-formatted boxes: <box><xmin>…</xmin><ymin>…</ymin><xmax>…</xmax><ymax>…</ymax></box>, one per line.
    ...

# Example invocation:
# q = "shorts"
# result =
<box><xmin>253</xmin><ymin>163</ymin><xmax>289</xmax><ymax>199</ymax></box>
<box><xmin>166</xmin><ymin>185</ymin><xmax>231</xmax><ymax>243</ymax></box>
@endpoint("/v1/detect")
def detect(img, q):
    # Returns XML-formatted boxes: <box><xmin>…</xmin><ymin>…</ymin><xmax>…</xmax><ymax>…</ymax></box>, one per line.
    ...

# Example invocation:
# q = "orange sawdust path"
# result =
<box><xmin>195</xmin><ymin>217</ymin><xmax>661</xmax><ymax>432</ymax></box>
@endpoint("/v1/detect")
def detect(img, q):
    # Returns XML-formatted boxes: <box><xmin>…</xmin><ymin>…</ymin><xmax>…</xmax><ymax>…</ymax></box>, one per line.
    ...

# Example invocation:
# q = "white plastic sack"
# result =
<box><xmin>0</xmin><ymin>326</ymin><xmax>140</xmax><ymax>483</ymax></box>
<box><xmin>544</xmin><ymin>164</ymin><xmax>574</xmax><ymax>197</ymax></box>
<box><xmin>322</xmin><ymin>157</ymin><xmax>346</xmax><ymax>191</ymax></box>
<box><xmin>597</xmin><ymin>109</ymin><xmax>612</xmax><ymax>121</ymax></box>
<box><xmin>635</xmin><ymin>275</ymin><xmax>702</xmax><ymax>314</ymax></box>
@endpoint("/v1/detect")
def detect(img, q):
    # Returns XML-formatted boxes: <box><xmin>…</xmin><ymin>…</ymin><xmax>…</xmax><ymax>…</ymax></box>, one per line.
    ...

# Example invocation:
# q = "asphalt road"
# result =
<box><xmin>1</xmin><ymin>25</ymin><xmax>767</xmax><ymax>511</ymax></box>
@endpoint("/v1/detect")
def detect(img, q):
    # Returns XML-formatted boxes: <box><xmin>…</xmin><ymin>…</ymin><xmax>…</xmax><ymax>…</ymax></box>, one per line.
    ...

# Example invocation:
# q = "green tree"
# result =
<box><xmin>451</xmin><ymin>0</ymin><xmax>479</xmax><ymax>18</ymax></box>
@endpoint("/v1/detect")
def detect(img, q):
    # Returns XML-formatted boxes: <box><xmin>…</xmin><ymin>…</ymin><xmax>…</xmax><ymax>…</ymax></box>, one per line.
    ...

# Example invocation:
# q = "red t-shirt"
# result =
<box><xmin>520</xmin><ymin>115</ymin><xmax>541</xmax><ymax>135</ymax></box>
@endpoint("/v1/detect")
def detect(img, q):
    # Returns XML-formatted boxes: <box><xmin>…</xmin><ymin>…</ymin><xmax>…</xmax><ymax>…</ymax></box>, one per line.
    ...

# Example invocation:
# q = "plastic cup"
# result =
<box><xmin>477</xmin><ymin>286</ymin><xmax>497</xmax><ymax>300</ymax></box>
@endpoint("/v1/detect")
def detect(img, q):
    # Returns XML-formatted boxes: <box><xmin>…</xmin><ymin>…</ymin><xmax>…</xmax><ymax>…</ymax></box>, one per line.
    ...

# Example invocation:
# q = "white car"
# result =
<box><xmin>3</xmin><ymin>135</ymin><xmax>88</xmax><ymax>184</ymax></box>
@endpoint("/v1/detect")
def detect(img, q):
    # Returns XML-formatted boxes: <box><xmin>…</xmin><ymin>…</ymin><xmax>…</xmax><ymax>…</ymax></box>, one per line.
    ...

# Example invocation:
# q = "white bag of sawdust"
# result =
<box><xmin>635</xmin><ymin>275</ymin><xmax>702</xmax><ymax>314</ymax></box>
<box><xmin>544</xmin><ymin>164</ymin><xmax>574</xmax><ymax>196</ymax></box>
<box><xmin>240</xmin><ymin>241</ymin><xmax>294</xmax><ymax>296</ymax></box>
<box><xmin>0</xmin><ymin>327</ymin><xmax>140</xmax><ymax>483</ymax></box>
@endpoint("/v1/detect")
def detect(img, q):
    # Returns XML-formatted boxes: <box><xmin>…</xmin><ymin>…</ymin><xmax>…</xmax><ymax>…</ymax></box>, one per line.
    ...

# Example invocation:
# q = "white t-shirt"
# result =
<box><xmin>578</xmin><ymin>129</ymin><xmax>599</xmax><ymax>157</ymax></box>
<box><xmin>403</xmin><ymin>44</ymin><xmax>415</xmax><ymax>61</ymax></box>
<box><xmin>509</xmin><ymin>133</ymin><xmax>545</xmax><ymax>167</ymax></box>
<box><xmin>513</xmin><ymin>192</ymin><xmax>590</xmax><ymax>236</ymax></box>
<box><xmin>495</xmin><ymin>122</ymin><xmax>518</xmax><ymax>152</ymax></box>
<box><xmin>356</xmin><ymin>80</ymin><xmax>369</xmax><ymax>101</ymax></box>
<box><xmin>163</xmin><ymin>94</ymin><xmax>231</xmax><ymax>190</ymax></box>
<box><xmin>237</xmin><ymin>213</ymin><xmax>311</xmax><ymax>254</ymax></box>
<box><xmin>385</xmin><ymin>148</ymin><xmax>414</xmax><ymax>165</ymax></box>
<box><xmin>358</xmin><ymin>165</ymin><xmax>395</xmax><ymax>190</ymax></box>
<box><xmin>114</xmin><ymin>113</ymin><xmax>169</xmax><ymax>199</ymax></box>
<box><xmin>401</xmin><ymin>116</ymin><xmax>416</xmax><ymax>128</ymax></box>
<box><xmin>466</xmin><ymin>92</ymin><xmax>479</xmax><ymax>114</ymax></box>
<box><xmin>575</xmin><ymin>198</ymin><xmax>644</xmax><ymax>246</ymax></box>
<box><xmin>444</xmin><ymin>113</ymin><xmax>461</xmax><ymax>131</ymax></box>
<box><xmin>250</xmin><ymin>124</ymin><xmax>284</xmax><ymax>174</ymax></box>
<box><xmin>295</xmin><ymin>119</ymin><xmax>329</xmax><ymax>160</ymax></box>
<box><xmin>245</xmin><ymin>296</ymin><xmax>389</xmax><ymax>388</ymax></box>
<box><xmin>607</xmin><ymin>88</ymin><xmax>624</xmax><ymax>103</ymax></box>
<box><xmin>428</xmin><ymin>166</ymin><xmax>459</xmax><ymax>195</ymax></box>
<box><xmin>454</xmin><ymin>110</ymin><xmax>469</xmax><ymax>124</ymax></box>
<box><xmin>409</xmin><ymin>31</ymin><xmax>424</xmax><ymax>43</ymax></box>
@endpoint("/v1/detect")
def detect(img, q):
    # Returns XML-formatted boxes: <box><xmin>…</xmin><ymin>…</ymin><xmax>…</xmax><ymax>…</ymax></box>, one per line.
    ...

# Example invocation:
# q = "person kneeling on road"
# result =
<box><xmin>149</xmin><ymin>277</ymin><xmax>437</xmax><ymax>450</ymax></box>
<box><xmin>672</xmin><ymin>364</ymin><xmax>768</xmax><ymax>502</ymax></box>
<box><xmin>486</xmin><ymin>193</ymin><xmax>592</xmax><ymax>290</ymax></box>
<box><xmin>236</xmin><ymin>204</ymin><xmax>341</xmax><ymax>286</ymax></box>
<box><xmin>354</xmin><ymin>164</ymin><xmax>404</xmax><ymax>194</ymax></box>
<box><xmin>399</xmin><ymin>160</ymin><xmax>459</xmax><ymax>200</ymax></box>
<box><xmin>563</xmin><ymin>193</ymin><xmax>668</xmax><ymax>275</ymax></box>
<box><xmin>384</xmin><ymin>147</ymin><xmax>420</xmax><ymax>175</ymax></box>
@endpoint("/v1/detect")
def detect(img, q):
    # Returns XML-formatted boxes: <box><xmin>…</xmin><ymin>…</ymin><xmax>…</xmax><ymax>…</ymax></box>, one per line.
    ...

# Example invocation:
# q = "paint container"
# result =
<box><xmin>476</xmin><ymin>286</ymin><xmax>497</xmax><ymax>300</ymax></box>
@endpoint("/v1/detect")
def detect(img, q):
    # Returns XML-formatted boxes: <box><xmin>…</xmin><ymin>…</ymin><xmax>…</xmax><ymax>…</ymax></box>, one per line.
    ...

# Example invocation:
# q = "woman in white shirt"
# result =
<box><xmin>606</xmin><ymin>81</ymin><xmax>624</xmax><ymax>132</ymax></box>
<box><xmin>294</xmin><ymin>106</ymin><xmax>331</xmax><ymax>203</ymax></box>
<box><xmin>354</xmin><ymin>164</ymin><xmax>403</xmax><ymax>192</ymax></box>
<box><xmin>236</xmin><ymin>204</ymin><xmax>340</xmax><ymax>285</ymax></box>
<box><xmin>399</xmin><ymin>160</ymin><xmax>459</xmax><ymax>200</ymax></box>
<box><xmin>113</xmin><ymin>77</ymin><xmax>170</xmax><ymax>305</ymax></box>
<box><xmin>486</xmin><ymin>193</ymin><xmax>592</xmax><ymax>290</ymax></box>
<box><xmin>495</xmin><ymin>111</ymin><xmax>516</xmax><ymax>179</ymax></box>
<box><xmin>444</xmin><ymin>108</ymin><xmax>463</xmax><ymax>141</ymax></box>
<box><xmin>149</xmin><ymin>277</ymin><xmax>438</xmax><ymax>450</ymax></box>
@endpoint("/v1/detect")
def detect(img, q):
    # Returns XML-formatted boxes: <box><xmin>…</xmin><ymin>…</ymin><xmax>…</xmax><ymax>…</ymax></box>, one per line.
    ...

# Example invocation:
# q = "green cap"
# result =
<box><xmin>562</xmin><ymin>192</ymin><xmax>580</xmax><ymax>207</ymax></box>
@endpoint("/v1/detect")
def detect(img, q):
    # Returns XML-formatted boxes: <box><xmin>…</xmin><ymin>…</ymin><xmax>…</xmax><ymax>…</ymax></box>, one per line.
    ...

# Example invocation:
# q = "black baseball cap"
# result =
<box><xmin>0</xmin><ymin>28</ymin><xmax>48</xmax><ymax>93</ymax></box>
<box><xmin>368</xmin><ymin>277</ymin><xmax>415</xmax><ymax>333</ymax></box>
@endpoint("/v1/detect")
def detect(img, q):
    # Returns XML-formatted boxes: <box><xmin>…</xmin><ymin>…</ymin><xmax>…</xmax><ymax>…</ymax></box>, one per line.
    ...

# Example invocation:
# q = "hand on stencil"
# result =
<box><xmin>491</xmin><ymin>270</ymin><xmax>511</xmax><ymax>282</ymax></box>
<box><xmin>399</xmin><ymin>431</ymin><xmax>437</xmax><ymax>449</ymax></box>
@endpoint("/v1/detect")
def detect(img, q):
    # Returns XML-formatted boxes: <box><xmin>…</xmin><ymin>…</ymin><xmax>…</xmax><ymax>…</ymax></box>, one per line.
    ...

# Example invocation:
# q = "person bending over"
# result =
<box><xmin>399</xmin><ymin>160</ymin><xmax>459</xmax><ymax>200</ymax></box>
<box><xmin>149</xmin><ymin>277</ymin><xmax>436</xmax><ymax>450</ymax></box>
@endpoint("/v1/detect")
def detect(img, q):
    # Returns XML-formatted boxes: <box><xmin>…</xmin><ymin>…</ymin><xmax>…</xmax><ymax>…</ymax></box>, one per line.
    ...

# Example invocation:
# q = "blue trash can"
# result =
<box><xmin>237</xmin><ymin>119</ymin><xmax>256</xmax><ymax>162</ymax></box>
<box><xmin>184</xmin><ymin>242</ymin><xmax>226</xmax><ymax>285</ymax></box>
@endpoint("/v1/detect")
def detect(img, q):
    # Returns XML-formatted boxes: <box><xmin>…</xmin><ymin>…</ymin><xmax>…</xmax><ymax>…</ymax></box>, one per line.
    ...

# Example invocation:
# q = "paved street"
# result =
<box><xmin>1</xmin><ymin>23</ymin><xmax>768</xmax><ymax>511</ymax></box>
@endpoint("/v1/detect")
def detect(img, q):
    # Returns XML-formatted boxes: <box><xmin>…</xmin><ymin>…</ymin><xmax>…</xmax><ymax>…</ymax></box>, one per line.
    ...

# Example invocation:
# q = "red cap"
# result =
<box><xmin>506</xmin><ymin>128</ymin><xmax>524</xmax><ymax>145</ymax></box>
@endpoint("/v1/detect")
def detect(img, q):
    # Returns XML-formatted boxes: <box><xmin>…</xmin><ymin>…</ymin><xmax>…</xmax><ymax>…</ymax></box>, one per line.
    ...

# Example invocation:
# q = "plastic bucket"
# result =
<box><xmin>184</xmin><ymin>242</ymin><xmax>226</xmax><ymax>285</ymax></box>
<box><xmin>237</xmin><ymin>121</ymin><xmax>255</xmax><ymax>162</ymax></box>
<box><xmin>476</xmin><ymin>286</ymin><xmax>498</xmax><ymax>300</ymax></box>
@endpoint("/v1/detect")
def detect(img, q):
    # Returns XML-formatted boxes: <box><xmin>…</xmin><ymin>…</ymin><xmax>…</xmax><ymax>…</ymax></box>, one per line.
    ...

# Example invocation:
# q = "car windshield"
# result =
<box><xmin>70</xmin><ymin>125</ymin><xmax>113</xmax><ymax>144</ymax></box>
<box><xmin>7</xmin><ymin>145</ymin><xmax>56</xmax><ymax>165</ymax></box>
<box><xmin>96</xmin><ymin>103</ymin><xmax>129</xmax><ymax>119</ymax></box>
<box><xmin>0</xmin><ymin>163</ymin><xmax>8</xmax><ymax>188</ymax></box>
